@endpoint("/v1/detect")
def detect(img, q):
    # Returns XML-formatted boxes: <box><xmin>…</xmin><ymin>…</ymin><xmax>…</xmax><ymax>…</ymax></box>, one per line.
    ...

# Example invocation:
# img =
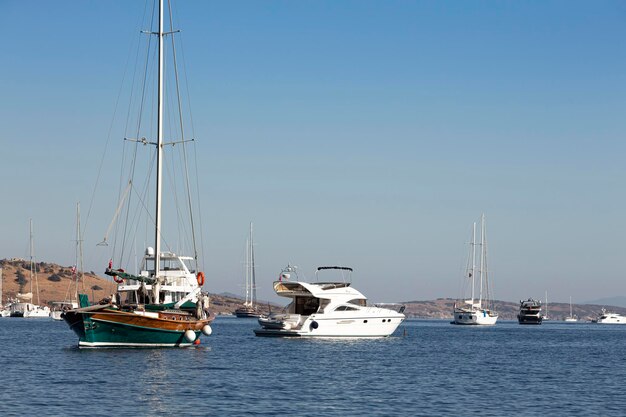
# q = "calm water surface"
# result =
<box><xmin>1</xmin><ymin>317</ymin><xmax>625</xmax><ymax>416</ymax></box>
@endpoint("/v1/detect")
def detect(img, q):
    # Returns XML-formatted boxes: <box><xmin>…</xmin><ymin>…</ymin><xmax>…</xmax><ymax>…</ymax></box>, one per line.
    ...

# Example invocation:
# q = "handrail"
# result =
<box><xmin>316</xmin><ymin>266</ymin><xmax>353</xmax><ymax>272</ymax></box>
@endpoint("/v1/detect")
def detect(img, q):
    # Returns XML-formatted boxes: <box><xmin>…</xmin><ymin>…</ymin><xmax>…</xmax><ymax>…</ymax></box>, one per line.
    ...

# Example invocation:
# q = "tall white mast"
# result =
<box><xmin>154</xmin><ymin>0</ymin><xmax>164</xmax><ymax>285</ymax></box>
<box><xmin>76</xmin><ymin>202</ymin><xmax>84</xmax><ymax>299</ymax></box>
<box><xmin>250</xmin><ymin>222</ymin><xmax>256</xmax><ymax>308</ymax></box>
<box><xmin>471</xmin><ymin>221</ymin><xmax>476</xmax><ymax>304</ymax></box>
<box><xmin>244</xmin><ymin>236</ymin><xmax>250</xmax><ymax>306</ymax></box>
<box><xmin>479</xmin><ymin>213</ymin><xmax>485</xmax><ymax>307</ymax></box>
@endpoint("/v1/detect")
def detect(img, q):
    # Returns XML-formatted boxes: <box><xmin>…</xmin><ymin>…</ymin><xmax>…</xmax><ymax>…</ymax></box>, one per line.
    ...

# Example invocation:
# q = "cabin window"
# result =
<box><xmin>295</xmin><ymin>297</ymin><xmax>319</xmax><ymax>315</ymax></box>
<box><xmin>363</xmin><ymin>320</ymin><xmax>368</xmax><ymax>323</ymax></box>
<box><xmin>318</xmin><ymin>299</ymin><xmax>331</xmax><ymax>313</ymax></box>
<box><xmin>348</xmin><ymin>299</ymin><xmax>366</xmax><ymax>307</ymax></box>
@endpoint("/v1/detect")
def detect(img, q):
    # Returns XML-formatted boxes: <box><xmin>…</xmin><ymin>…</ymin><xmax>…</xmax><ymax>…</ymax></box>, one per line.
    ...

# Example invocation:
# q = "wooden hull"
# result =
<box><xmin>63</xmin><ymin>308</ymin><xmax>213</xmax><ymax>348</ymax></box>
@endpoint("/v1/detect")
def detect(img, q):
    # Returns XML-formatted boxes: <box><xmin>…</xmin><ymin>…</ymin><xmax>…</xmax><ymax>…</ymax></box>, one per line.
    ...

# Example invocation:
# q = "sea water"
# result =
<box><xmin>1</xmin><ymin>317</ymin><xmax>625</xmax><ymax>416</ymax></box>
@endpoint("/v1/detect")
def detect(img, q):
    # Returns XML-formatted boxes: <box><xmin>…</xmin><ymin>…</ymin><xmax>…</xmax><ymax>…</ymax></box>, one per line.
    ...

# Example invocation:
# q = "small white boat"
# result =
<box><xmin>596</xmin><ymin>308</ymin><xmax>626</xmax><ymax>324</ymax></box>
<box><xmin>24</xmin><ymin>304</ymin><xmax>51</xmax><ymax>318</ymax></box>
<box><xmin>254</xmin><ymin>265</ymin><xmax>405</xmax><ymax>338</ymax></box>
<box><xmin>15</xmin><ymin>220</ymin><xmax>50</xmax><ymax>319</ymax></box>
<box><xmin>50</xmin><ymin>301</ymin><xmax>78</xmax><ymax>320</ymax></box>
<box><xmin>563</xmin><ymin>296</ymin><xmax>578</xmax><ymax>322</ymax></box>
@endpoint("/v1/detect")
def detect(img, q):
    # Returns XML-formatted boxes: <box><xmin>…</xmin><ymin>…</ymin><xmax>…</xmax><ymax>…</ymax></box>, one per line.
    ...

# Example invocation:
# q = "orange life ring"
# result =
<box><xmin>197</xmin><ymin>271</ymin><xmax>205</xmax><ymax>286</ymax></box>
<box><xmin>113</xmin><ymin>269</ymin><xmax>125</xmax><ymax>283</ymax></box>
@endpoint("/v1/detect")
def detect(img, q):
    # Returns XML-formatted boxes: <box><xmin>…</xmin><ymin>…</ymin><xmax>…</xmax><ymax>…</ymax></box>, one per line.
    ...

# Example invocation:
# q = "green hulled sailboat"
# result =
<box><xmin>63</xmin><ymin>0</ymin><xmax>213</xmax><ymax>347</ymax></box>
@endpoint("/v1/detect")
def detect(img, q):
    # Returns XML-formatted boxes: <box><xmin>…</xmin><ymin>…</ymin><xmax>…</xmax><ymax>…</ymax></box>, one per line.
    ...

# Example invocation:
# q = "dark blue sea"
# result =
<box><xmin>1</xmin><ymin>317</ymin><xmax>625</xmax><ymax>416</ymax></box>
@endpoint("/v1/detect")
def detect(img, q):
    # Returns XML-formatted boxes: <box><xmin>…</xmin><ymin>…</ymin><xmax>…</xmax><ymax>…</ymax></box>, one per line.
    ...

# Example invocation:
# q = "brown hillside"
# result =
<box><xmin>0</xmin><ymin>258</ymin><xmax>116</xmax><ymax>305</ymax></box>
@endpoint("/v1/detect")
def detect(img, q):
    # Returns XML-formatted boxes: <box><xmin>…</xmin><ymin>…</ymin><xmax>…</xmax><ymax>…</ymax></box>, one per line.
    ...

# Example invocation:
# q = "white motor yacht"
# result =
<box><xmin>255</xmin><ymin>265</ymin><xmax>405</xmax><ymax>338</ymax></box>
<box><xmin>596</xmin><ymin>309</ymin><xmax>626</xmax><ymax>324</ymax></box>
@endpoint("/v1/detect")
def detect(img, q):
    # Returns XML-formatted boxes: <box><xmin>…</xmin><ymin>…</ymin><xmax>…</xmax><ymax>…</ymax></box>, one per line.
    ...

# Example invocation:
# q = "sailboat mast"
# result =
<box><xmin>29</xmin><ymin>219</ymin><xmax>33</xmax><ymax>298</ymax></box>
<box><xmin>479</xmin><ymin>214</ymin><xmax>485</xmax><ymax>306</ymax></box>
<box><xmin>76</xmin><ymin>202</ymin><xmax>84</xmax><ymax>298</ymax></box>
<box><xmin>471</xmin><ymin>221</ymin><xmax>476</xmax><ymax>304</ymax></box>
<box><xmin>154</xmin><ymin>0</ymin><xmax>164</xmax><ymax>282</ymax></box>
<box><xmin>250</xmin><ymin>222</ymin><xmax>257</xmax><ymax>308</ymax></box>
<box><xmin>245</xmin><ymin>236</ymin><xmax>250</xmax><ymax>305</ymax></box>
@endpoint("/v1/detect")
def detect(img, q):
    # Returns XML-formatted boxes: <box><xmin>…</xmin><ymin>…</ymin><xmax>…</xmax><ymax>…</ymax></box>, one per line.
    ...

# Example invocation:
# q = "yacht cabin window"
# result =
<box><xmin>295</xmin><ymin>296</ymin><xmax>320</xmax><ymax>315</ymax></box>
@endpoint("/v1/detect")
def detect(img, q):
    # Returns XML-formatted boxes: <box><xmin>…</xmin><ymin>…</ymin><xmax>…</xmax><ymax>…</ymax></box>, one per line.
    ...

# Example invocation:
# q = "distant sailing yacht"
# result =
<box><xmin>452</xmin><ymin>214</ymin><xmax>498</xmax><ymax>325</ymax></box>
<box><xmin>235</xmin><ymin>223</ymin><xmax>261</xmax><ymax>318</ymax></box>
<box><xmin>15</xmin><ymin>219</ymin><xmax>50</xmax><ymax>318</ymax></box>
<box><xmin>564</xmin><ymin>296</ymin><xmax>578</xmax><ymax>322</ymax></box>
<box><xmin>50</xmin><ymin>203</ymin><xmax>82</xmax><ymax>320</ymax></box>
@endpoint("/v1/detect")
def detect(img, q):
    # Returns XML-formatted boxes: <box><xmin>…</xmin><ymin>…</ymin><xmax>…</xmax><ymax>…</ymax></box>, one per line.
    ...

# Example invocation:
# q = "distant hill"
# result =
<box><xmin>0</xmin><ymin>258</ymin><xmax>114</xmax><ymax>306</ymax></box>
<box><xmin>2</xmin><ymin>258</ymin><xmax>622</xmax><ymax>319</ymax></box>
<box><xmin>582</xmin><ymin>297</ymin><xmax>626</xmax><ymax>309</ymax></box>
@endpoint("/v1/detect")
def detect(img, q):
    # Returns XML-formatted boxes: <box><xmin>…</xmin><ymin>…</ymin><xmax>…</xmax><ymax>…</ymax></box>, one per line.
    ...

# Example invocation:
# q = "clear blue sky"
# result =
<box><xmin>1</xmin><ymin>0</ymin><xmax>625</xmax><ymax>304</ymax></box>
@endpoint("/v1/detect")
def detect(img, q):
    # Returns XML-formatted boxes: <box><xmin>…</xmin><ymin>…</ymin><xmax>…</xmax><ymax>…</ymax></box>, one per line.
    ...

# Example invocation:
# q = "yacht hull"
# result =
<box><xmin>62</xmin><ymin>308</ymin><xmax>213</xmax><ymax>348</ymax></box>
<box><xmin>452</xmin><ymin>309</ymin><xmax>498</xmax><ymax>325</ymax></box>
<box><xmin>235</xmin><ymin>307</ymin><xmax>261</xmax><ymax>318</ymax></box>
<box><xmin>518</xmin><ymin>315</ymin><xmax>543</xmax><ymax>325</ymax></box>
<box><xmin>255</xmin><ymin>314</ymin><xmax>404</xmax><ymax>338</ymax></box>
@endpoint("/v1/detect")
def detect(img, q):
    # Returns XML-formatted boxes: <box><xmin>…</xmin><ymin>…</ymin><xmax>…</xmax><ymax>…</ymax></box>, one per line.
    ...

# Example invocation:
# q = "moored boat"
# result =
<box><xmin>235</xmin><ymin>223</ymin><xmax>261</xmax><ymax>318</ymax></box>
<box><xmin>595</xmin><ymin>308</ymin><xmax>626</xmax><ymax>324</ymax></box>
<box><xmin>62</xmin><ymin>0</ymin><xmax>214</xmax><ymax>347</ymax></box>
<box><xmin>452</xmin><ymin>214</ymin><xmax>498</xmax><ymax>325</ymax></box>
<box><xmin>563</xmin><ymin>296</ymin><xmax>578</xmax><ymax>322</ymax></box>
<box><xmin>517</xmin><ymin>298</ymin><xmax>543</xmax><ymax>325</ymax></box>
<box><xmin>255</xmin><ymin>265</ymin><xmax>405</xmax><ymax>337</ymax></box>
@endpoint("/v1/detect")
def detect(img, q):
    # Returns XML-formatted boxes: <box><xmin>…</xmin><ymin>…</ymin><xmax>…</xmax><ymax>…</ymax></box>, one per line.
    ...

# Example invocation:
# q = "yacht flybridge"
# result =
<box><xmin>254</xmin><ymin>265</ymin><xmax>405</xmax><ymax>338</ymax></box>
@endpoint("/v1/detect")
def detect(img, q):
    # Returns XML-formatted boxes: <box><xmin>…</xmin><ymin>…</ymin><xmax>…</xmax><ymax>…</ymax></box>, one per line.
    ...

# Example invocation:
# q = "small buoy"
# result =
<box><xmin>201</xmin><ymin>325</ymin><xmax>212</xmax><ymax>336</ymax></box>
<box><xmin>193</xmin><ymin>339</ymin><xmax>201</xmax><ymax>345</ymax></box>
<box><xmin>184</xmin><ymin>329</ymin><xmax>196</xmax><ymax>342</ymax></box>
<box><xmin>310</xmin><ymin>320</ymin><xmax>319</xmax><ymax>330</ymax></box>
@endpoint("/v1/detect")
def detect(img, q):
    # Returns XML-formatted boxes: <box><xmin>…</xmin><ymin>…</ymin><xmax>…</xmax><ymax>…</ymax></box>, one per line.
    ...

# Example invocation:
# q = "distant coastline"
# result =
<box><xmin>1</xmin><ymin>259</ymin><xmax>622</xmax><ymax>320</ymax></box>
